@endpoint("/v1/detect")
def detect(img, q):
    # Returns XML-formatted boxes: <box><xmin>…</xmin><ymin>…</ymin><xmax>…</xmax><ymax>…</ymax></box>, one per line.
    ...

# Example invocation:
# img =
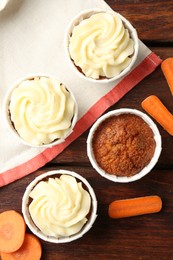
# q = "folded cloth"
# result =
<box><xmin>0</xmin><ymin>0</ymin><xmax>161</xmax><ymax>187</ymax></box>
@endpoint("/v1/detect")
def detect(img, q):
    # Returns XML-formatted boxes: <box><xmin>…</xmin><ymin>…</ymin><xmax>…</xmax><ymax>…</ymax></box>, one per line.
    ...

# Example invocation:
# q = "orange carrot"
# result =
<box><xmin>0</xmin><ymin>233</ymin><xmax>42</xmax><ymax>260</ymax></box>
<box><xmin>0</xmin><ymin>210</ymin><xmax>26</xmax><ymax>253</ymax></box>
<box><xmin>141</xmin><ymin>95</ymin><xmax>173</xmax><ymax>135</ymax></box>
<box><xmin>161</xmin><ymin>58</ymin><xmax>173</xmax><ymax>95</ymax></box>
<box><xmin>108</xmin><ymin>195</ymin><xmax>162</xmax><ymax>219</ymax></box>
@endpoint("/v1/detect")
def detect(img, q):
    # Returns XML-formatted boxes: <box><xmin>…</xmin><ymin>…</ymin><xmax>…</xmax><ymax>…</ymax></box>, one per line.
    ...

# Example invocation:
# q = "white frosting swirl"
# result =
<box><xmin>9</xmin><ymin>77</ymin><xmax>76</xmax><ymax>146</ymax></box>
<box><xmin>69</xmin><ymin>12</ymin><xmax>134</xmax><ymax>79</ymax></box>
<box><xmin>29</xmin><ymin>175</ymin><xmax>91</xmax><ymax>237</ymax></box>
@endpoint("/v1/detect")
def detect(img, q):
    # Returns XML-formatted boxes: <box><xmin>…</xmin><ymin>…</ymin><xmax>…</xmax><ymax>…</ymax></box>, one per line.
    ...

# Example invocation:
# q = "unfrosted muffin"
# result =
<box><xmin>66</xmin><ymin>9</ymin><xmax>139</xmax><ymax>82</ymax></box>
<box><xmin>87</xmin><ymin>109</ymin><xmax>162</xmax><ymax>183</ymax></box>
<box><xmin>22</xmin><ymin>170</ymin><xmax>97</xmax><ymax>243</ymax></box>
<box><xmin>4</xmin><ymin>75</ymin><xmax>78</xmax><ymax>147</ymax></box>
<box><xmin>92</xmin><ymin>114</ymin><xmax>155</xmax><ymax>177</ymax></box>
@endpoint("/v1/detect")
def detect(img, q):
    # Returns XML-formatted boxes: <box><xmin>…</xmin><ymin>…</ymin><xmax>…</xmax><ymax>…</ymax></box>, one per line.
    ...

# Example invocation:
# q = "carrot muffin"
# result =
<box><xmin>22</xmin><ymin>170</ymin><xmax>97</xmax><ymax>243</ymax></box>
<box><xmin>7</xmin><ymin>76</ymin><xmax>77</xmax><ymax>146</ymax></box>
<box><xmin>68</xmin><ymin>11</ymin><xmax>135</xmax><ymax>80</ymax></box>
<box><xmin>92</xmin><ymin>114</ymin><xmax>156</xmax><ymax>177</ymax></box>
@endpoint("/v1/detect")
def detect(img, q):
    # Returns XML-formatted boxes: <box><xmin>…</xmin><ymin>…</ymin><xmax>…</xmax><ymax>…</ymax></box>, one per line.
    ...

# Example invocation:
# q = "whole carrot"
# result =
<box><xmin>108</xmin><ymin>195</ymin><xmax>162</xmax><ymax>219</ymax></box>
<box><xmin>141</xmin><ymin>95</ymin><xmax>173</xmax><ymax>135</ymax></box>
<box><xmin>161</xmin><ymin>58</ymin><xmax>173</xmax><ymax>95</ymax></box>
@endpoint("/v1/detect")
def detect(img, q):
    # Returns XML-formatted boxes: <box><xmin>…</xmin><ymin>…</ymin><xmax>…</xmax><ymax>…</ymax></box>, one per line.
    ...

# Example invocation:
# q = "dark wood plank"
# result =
<box><xmin>1</xmin><ymin>1</ymin><xmax>173</xmax><ymax>260</ymax></box>
<box><xmin>1</xmin><ymin>167</ymin><xmax>173</xmax><ymax>259</ymax></box>
<box><xmin>105</xmin><ymin>0</ymin><xmax>173</xmax><ymax>43</ymax></box>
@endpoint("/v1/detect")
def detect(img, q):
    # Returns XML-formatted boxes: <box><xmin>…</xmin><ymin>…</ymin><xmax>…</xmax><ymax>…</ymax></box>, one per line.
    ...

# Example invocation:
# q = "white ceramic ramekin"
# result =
<box><xmin>0</xmin><ymin>0</ymin><xmax>9</xmax><ymax>11</ymax></box>
<box><xmin>3</xmin><ymin>74</ymin><xmax>78</xmax><ymax>148</ymax></box>
<box><xmin>87</xmin><ymin>108</ymin><xmax>162</xmax><ymax>183</ymax></box>
<box><xmin>65</xmin><ymin>8</ymin><xmax>139</xmax><ymax>84</ymax></box>
<box><xmin>22</xmin><ymin>169</ymin><xmax>97</xmax><ymax>243</ymax></box>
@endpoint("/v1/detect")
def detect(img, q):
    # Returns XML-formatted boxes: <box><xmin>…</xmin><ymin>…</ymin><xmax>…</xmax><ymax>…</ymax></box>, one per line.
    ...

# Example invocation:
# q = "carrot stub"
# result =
<box><xmin>161</xmin><ymin>57</ymin><xmax>173</xmax><ymax>95</ymax></box>
<box><xmin>108</xmin><ymin>195</ymin><xmax>162</xmax><ymax>219</ymax></box>
<box><xmin>0</xmin><ymin>210</ymin><xmax>26</xmax><ymax>253</ymax></box>
<box><xmin>0</xmin><ymin>233</ymin><xmax>42</xmax><ymax>260</ymax></box>
<box><xmin>141</xmin><ymin>95</ymin><xmax>173</xmax><ymax>135</ymax></box>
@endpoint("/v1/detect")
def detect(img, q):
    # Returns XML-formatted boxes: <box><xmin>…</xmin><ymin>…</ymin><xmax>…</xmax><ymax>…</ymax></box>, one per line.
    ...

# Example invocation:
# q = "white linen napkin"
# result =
<box><xmin>0</xmin><ymin>0</ymin><xmax>161</xmax><ymax>186</ymax></box>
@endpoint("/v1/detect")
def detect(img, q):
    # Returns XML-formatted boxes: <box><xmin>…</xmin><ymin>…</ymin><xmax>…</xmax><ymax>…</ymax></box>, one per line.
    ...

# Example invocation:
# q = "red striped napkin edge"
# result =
<box><xmin>0</xmin><ymin>51</ymin><xmax>162</xmax><ymax>187</ymax></box>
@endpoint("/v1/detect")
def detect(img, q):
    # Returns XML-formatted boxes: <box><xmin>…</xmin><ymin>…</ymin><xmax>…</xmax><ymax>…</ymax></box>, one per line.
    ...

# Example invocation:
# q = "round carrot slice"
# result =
<box><xmin>1</xmin><ymin>233</ymin><xmax>42</xmax><ymax>260</ymax></box>
<box><xmin>0</xmin><ymin>210</ymin><xmax>26</xmax><ymax>253</ymax></box>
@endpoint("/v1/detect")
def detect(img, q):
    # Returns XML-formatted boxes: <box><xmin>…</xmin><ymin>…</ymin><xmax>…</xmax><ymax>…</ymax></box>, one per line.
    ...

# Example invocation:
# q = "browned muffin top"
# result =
<box><xmin>92</xmin><ymin>114</ymin><xmax>156</xmax><ymax>177</ymax></box>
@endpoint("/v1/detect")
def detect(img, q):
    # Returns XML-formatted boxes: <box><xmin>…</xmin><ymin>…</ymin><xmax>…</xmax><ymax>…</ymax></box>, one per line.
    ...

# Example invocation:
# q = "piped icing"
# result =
<box><xmin>28</xmin><ymin>175</ymin><xmax>91</xmax><ymax>237</ymax></box>
<box><xmin>9</xmin><ymin>77</ymin><xmax>76</xmax><ymax>145</ymax></box>
<box><xmin>69</xmin><ymin>12</ymin><xmax>134</xmax><ymax>79</ymax></box>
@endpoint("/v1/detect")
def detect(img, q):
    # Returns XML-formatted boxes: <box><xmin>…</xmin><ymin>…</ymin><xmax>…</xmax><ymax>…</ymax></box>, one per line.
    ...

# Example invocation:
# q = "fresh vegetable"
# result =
<box><xmin>0</xmin><ymin>210</ymin><xmax>26</xmax><ymax>253</ymax></box>
<box><xmin>141</xmin><ymin>95</ymin><xmax>173</xmax><ymax>135</ymax></box>
<box><xmin>161</xmin><ymin>57</ymin><xmax>173</xmax><ymax>95</ymax></box>
<box><xmin>0</xmin><ymin>233</ymin><xmax>42</xmax><ymax>260</ymax></box>
<box><xmin>108</xmin><ymin>195</ymin><xmax>162</xmax><ymax>219</ymax></box>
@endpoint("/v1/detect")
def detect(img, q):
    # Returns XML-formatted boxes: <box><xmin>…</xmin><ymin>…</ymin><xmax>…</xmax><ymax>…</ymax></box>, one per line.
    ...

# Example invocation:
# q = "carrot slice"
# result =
<box><xmin>0</xmin><ymin>233</ymin><xmax>42</xmax><ymax>260</ymax></box>
<box><xmin>141</xmin><ymin>95</ymin><xmax>173</xmax><ymax>135</ymax></box>
<box><xmin>108</xmin><ymin>195</ymin><xmax>162</xmax><ymax>219</ymax></box>
<box><xmin>161</xmin><ymin>57</ymin><xmax>173</xmax><ymax>95</ymax></box>
<box><xmin>0</xmin><ymin>210</ymin><xmax>26</xmax><ymax>253</ymax></box>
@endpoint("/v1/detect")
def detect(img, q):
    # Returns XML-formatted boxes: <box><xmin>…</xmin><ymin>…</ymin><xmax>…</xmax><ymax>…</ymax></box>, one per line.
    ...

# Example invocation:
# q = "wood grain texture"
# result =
<box><xmin>1</xmin><ymin>1</ymin><xmax>173</xmax><ymax>259</ymax></box>
<box><xmin>107</xmin><ymin>0</ymin><xmax>173</xmax><ymax>43</ymax></box>
<box><xmin>1</xmin><ymin>167</ymin><xmax>173</xmax><ymax>259</ymax></box>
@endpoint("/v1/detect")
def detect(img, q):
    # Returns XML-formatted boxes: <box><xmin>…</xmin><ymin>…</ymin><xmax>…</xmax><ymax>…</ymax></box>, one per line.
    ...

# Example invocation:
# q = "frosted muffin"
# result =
<box><xmin>87</xmin><ymin>109</ymin><xmax>162</xmax><ymax>183</ymax></box>
<box><xmin>66</xmin><ymin>9</ymin><xmax>139</xmax><ymax>83</ymax></box>
<box><xmin>22</xmin><ymin>170</ymin><xmax>97</xmax><ymax>243</ymax></box>
<box><xmin>4</xmin><ymin>75</ymin><xmax>78</xmax><ymax>147</ymax></box>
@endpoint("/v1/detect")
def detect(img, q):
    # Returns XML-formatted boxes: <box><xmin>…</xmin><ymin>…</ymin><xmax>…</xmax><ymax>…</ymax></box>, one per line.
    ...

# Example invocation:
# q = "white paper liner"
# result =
<box><xmin>87</xmin><ymin>108</ymin><xmax>162</xmax><ymax>183</ymax></box>
<box><xmin>3</xmin><ymin>74</ymin><xmax>78</xmax><ymax>148</ymax></box>
<box><xmin>65</xmin><ymin>8</ymin><xmax>139</xmax><ymax>83</ymax></box>
<box><xmin>22</xmin><ymin>169</ymin><xmax>97</xmax><ymax>243</ymax></box>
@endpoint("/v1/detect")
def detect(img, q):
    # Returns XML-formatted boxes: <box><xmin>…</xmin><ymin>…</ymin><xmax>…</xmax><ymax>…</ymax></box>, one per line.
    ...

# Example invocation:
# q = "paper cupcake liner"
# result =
<box><xmin>65</xmin><ymin>8</ymin><xmax>139</xmax><ymax>83</ymax></box>
<box><xmin>22</xmin><ymin>169</ymin><xmax>97</xmax><ymax>243</ymax></box>
<box><xmin>87</xmin><ymin>108</ymin><xmax>162</xmax><ymax>183</ymax></box>
<box><xmin>3</xmin><ymin>74</ymin><xmax>78</xmax><ymax>148</ymax></box>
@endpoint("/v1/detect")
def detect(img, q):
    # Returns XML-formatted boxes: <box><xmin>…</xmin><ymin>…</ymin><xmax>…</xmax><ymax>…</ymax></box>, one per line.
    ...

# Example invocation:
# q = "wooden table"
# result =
<box><xmin>1</xmin><ymin>1</ymin><xmax>173</xmax><ymax>259</ymax></box>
